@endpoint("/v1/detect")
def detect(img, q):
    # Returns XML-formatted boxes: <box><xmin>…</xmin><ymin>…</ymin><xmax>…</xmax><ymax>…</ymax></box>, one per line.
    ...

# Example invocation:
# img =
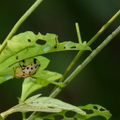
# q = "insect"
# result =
<box><xmin>15</xmin><ymin>58</ymin><xmax>40</xmax><ymax>78</ymax></box>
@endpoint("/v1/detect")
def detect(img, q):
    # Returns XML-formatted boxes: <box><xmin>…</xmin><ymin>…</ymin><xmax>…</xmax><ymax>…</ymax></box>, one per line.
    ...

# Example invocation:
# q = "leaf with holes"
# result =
<box><xmin>37</xmin><ymin>104</ymin><xmax>111</xmax><ymax>120</ymax></box>
<box><xmin>0</xmin><ymin>56</ymin><xmax>49</xmax><ymax>83</ymax></box>
<box><xmin>0</xmin><ymin>31</ymin><xmax>91</xmax><ymax>72</ymax></box>
<box><xmin>0</xmin><ymin>31</ymin><xmax>91</xmax><ymax>84</ymax></box>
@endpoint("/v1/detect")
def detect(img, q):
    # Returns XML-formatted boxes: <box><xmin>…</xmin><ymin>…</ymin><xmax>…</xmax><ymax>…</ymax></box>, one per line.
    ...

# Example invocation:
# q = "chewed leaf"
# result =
<box><xmin>0</xmin><ymin>31</ymin><xmax>91</xmax><ymax>71</ymax></box>
<box><xmin>1</xmin><ymin>98</ymin><xmax>111</xmax><ymax>120</ymax></box>
<box><xmin>77</xmin><ymin>104</ymin><xmax>112</xmax><ymax>120</ymax></box>
<box><xmin>39</xmin><ymin>104</ymin><xmax>111</xmax><ymax>120</ymax></box>
<box><xmin>0</xmin><ymin>40</ymin><xmax>34</xmax><ymax>69</ymax></box>
<box><xmin>1</xmin><ymin>95</ymin><xmax>86</xmax><ymax>119</ymax></box>
<box><xmin>57</xmin><ymin>41</ymin><xmax>90</xmax><ymax>50</ymax></box>
<box><xmin>0</xmin><ymin>55</ymin><xmax>50</xmax><ymax>84</ymax></box>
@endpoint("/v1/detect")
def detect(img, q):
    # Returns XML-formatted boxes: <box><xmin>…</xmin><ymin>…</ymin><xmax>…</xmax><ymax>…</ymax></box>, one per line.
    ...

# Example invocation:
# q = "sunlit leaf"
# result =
<box><xmin>1</xmin><ymin>95</ymin><xmax>86</xmax><ymax>119</ymax></box>
<box><xmin>0</xmin><ymin>31</ymin><xmax>91</xmax><ymax>72</ymax></box>
<box><xmin>39</xmin><ymin>104</ymin><xmax>111</xmax><ymax>120</ymax></box>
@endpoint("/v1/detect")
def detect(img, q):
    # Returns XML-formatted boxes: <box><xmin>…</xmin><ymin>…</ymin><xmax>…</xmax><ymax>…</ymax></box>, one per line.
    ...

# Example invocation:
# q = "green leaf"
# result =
<box><xmin>77</xmin><ymin>104</ymin><xmax>112</xmax><ymax>120</ymax></box>
<box><xmin>0</xmin><ymin>40</ymin><xmax>34</xmax><ymax>71</ymax></box>
<box><xmin>20</xmin><ymin>70</ymin><xmax>62</xmax><ymax>101</ymax></box>
<box><xmin>1</xmin><ymin>95</ymin><xmax>85</xmax><ymax>119</ymax></box>
<box><xmin>39</xmin><ymin>104</ymin><xmax>111</xmax><ymax>120</ymax></box>
<box><xmin>0</xmin><ymin>62</ymin><xmax>19</xmax><ymax>84</ymax></box>
<box><xmin>0</xmin><ymin>55</ymin><xmax>50</xmax><ymax>84</ymax></box>
<box><xmin>0</xmin><ymin>114</ymin><xmax>3</xmax><ymax>120</ymax></box>
<box><xmin>1</xmin><ymin>97</ymin><xmax>111</xmax><ymax>120</ymax></box>
<box><xmin>20</xmin><ymin>77</ymin><xmax>41</xmax><ymax>102</ymax></box>
<box><xmin>0</xmin><ymin>31</ymin><xmax>91</xmax><ymax>72</ymax></box>
<box><xmin>0</xmin><ymin>31</ymin><xmax>91</xmax><ymax>84</ymax></box>
<box><xmin>34</xmin><ymin>56</ymin><xmax>50</xmax><ymax>72</ymax></box>
<box><xmin>0</xmin><ymin>76</ymin><xmax>10</xmax><ymax>84</ymax></box>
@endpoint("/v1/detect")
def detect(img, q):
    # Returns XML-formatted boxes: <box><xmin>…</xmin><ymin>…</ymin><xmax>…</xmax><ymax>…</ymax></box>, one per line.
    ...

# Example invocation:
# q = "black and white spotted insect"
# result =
<box><xmin>15</xmin><ymin>58</ymin><xmax>40</xmax><ymax>78</ymax></box>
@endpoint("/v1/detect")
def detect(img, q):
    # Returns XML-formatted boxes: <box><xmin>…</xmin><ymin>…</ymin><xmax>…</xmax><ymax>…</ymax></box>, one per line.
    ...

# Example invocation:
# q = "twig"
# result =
<box><xmin>54</xmin><ymin>10</ymin><xmax>120</xmax><ymax>87</ymax></box>
<box><xmin>50</xmin><ymin>26</ymin><xmax>120</xmax><ymax>98</ymax></box>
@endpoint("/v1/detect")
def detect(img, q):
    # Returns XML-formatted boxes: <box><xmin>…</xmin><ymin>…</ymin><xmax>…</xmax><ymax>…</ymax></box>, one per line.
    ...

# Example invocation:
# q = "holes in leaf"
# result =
<box><xmin>54</xmin><ymin>115</ymin><xmax>63</xmax><ymax>120</ymax></box>
<box><xmin>70</xmin><ymin>46</ymin><xmax>76</xmax><ymax>49</ymax></box>
<box><xmin>93</xmin><ymin>106</ymin><xmax>98</xmax><ymax>110</ymax></box>
<box><xmin>99</xmin><ymin>107</ymin><xmax>106</xmax><ymax>111</ymax></box>
<box><xmin>22</xmin><ymin>60</ymin><xmax>25</xmax><ymax>63</ymax></box>
<box><xmin>65</xmin><ymin>111</ymin><xmax>76</xmax><ymax>118</ymax></box>
<box><xmin>93</xmin><ymin>106</ymin><xmax>106</xmax><ymax>111</ymax></box>
<box><xmin>54</xmin><ymin>45</ymin><xmax>57</xmax><ymax>49</ymax></box>
<box><xmin>16</xmin><ymin>56</ymin><xmax>18</xmax><ymax>59</ymax></box>
<box><xmin>64</xmin><ymin>46</ymin><xmax>77</xmax><ymax>49</ymax></box>
<box><xmin>54</xmin><ymin>37</ymin><xmax>58</xmax><ymax>49</ymax></box>
<box><xmin>83</xmin><ymin>109</ymin><xmax>93</xmax><ymax>114</ymax></box>
<box><xmin>36</xmin><ymin>39</ymin><xmax>46</xmax><ymax>45</ymax></box>
<box><xmin>64</xmin><ymin>46</ymin><xmax>66</xmax><ymax>49</ymax></box>
<box><xmin>28</xmin><ymin>39</ymin><xmax>31</xmax><ymax>42</ymax></box>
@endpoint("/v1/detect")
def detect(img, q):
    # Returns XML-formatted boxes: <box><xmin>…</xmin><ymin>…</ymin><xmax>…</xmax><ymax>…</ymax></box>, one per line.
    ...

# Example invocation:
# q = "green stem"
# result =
<box><xmin>0</xmin><ymin>0</ymin><xmax>43</xmax><ymax>53</ymax></box>
<box><xmin>27</xmin><ymin>11</ymin><xmax>120</xmax><ymax>120</ymax></box>
<box><xmin>59</xmin><ymin>23</ymin><xmax>83</xmax><ymax>83</ymax></box>
<box><xmin>51</xmin><ymin>10</ymin><xmax>120</xmax><ymax>95</ymax></box>
<box><xmin>26</xmin><ymin>112</ymin><xmax>40</xmax><ymax>120</ymax></box>
<box><xmin>50</xmin><ymin>22</ymin><xmax>83</xmax><ymax>94</ymax></box>
<box><xmin>22</xmin><ymin>113</ymin><xmax>26</xmax><ymax>120</ymax></box>
<box><xmin>50</xmin><ymin>26</ymin><xmax>120</xmax><ymax>98</ymax></box>
<box><xmin>75</xmin><ymin>23</ymin><xmax>82</xmax><ymax>44</ymax></box>
<box><xmin>55</xmin><ymin>10</ymin><xmax>120</xmax><ymax>84</ymax></box>
<box><xmin>87</xmin><ymin>10</ymin><xmax>120</xmax><ymax>46</ymax></box>
<box><xmin>1</xmin><ymin>0</ymin><xmax>43</xmax><ymax>119</ymax></box>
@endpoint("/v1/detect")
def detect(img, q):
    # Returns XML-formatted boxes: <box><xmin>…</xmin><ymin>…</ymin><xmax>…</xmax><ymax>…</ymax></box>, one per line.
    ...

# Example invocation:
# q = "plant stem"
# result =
<box><xmin>22</xmin><ymin>113</ymin><xmax>26</xmax><ymax>120</ymax></box>
<box><xmin>26</xmin><ymin>112</ymin><xmax>40</xmax><ymax>120</ymax></box>
<box><xmin>75</xmin><ymin>23</ymin><xmax>82</xmax><ymax>44</ymax></box>
<box><xmin>58</xmin><ymin>23</ymin><xmax>83</xmax><ymax>83</ymax></box>
<box><xmin>0</xmin><ymin>0</ymin><xmax>43</xmax><ymax>53</ymax></box>
<box><xmin>27</xmin><ymin>11</ymin><xmax>120</xmax><ymax>120</ymax></box>
<box><xmin>55</xmin><ymin>10</ymin><xmax>120</xmax><ymax>84</ymax></box>
<box><xmin>87</xmin><ymin>10</ymin><xmax>120</xmax><ymax>46</ymax></box>
<box><xmin>1</xmin><ymin>0</ymin><xmax>43</xmax><ymax>119</ymax></box>
<box><xmin>29</xmin><ymin>25</ymin><xmax>120</xmax><ymax>120</ymax></box>
<box><xmin>50</xmin><ymin>26</ymin><xmax>120</xmax><ymax>98</ymax></box>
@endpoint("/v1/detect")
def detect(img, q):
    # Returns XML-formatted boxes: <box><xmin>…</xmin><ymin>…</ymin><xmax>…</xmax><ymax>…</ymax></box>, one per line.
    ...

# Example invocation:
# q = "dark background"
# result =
<box><xmin>0</xmin><ymin>0</ymin><xmax>120</xmax><ymax>120</ymax></box>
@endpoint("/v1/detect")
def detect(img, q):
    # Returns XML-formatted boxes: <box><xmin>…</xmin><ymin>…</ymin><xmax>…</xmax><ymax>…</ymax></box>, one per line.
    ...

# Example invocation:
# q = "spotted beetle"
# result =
<box><xmin>15</xmin><ymin>58</ymin><xmax>40</xmax><ymax>78</ymax></box>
